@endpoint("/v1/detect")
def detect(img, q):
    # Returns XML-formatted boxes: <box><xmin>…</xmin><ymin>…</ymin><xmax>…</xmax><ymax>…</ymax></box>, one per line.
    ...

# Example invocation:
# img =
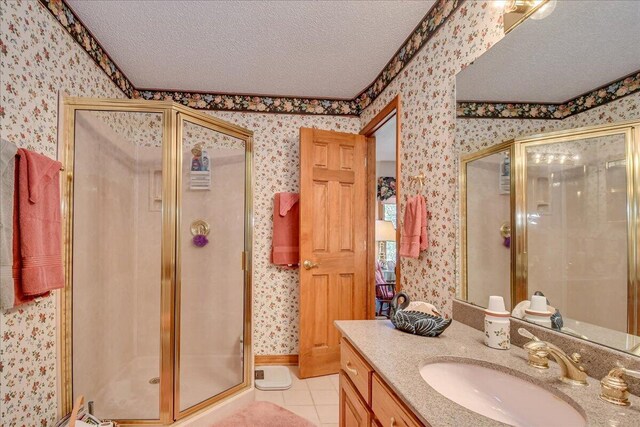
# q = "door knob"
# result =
<box><xmin>302</xmin><ymin>260</ymin><xmax>319</xmax><ymax>270</ymax></box>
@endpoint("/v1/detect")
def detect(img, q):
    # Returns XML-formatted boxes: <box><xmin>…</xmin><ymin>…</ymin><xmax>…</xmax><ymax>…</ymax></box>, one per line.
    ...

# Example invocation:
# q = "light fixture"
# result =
<box><xmin>375</xmin><ymin>220</ymin><xmax>396</xmax><ymax>263</ymax></box>
<box><xmin>502</xmin><ymin>0</ymin><xmax>555</xmax><ymax>33</ymax></box>
<box><xmin>530</xmin><ymin>0</ymin><xmax>557</xmax><ymax>20</ymax></box>
<box><xmin>499</xmin><ymin>0</ymin><xmax>518</xmax><ymax>13</ymax></box>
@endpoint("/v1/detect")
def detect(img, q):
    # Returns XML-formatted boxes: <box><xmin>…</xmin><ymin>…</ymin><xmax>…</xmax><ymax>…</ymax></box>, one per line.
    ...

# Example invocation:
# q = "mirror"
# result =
<box><xmin>374</xmin><ymin>115</ymin><xmax>398</xmax><ymax>318</ymax></box>
<box><xmin>455</xmin><ymin>1</ymin><xmax>640</xmax><ymax>355</ymax></box>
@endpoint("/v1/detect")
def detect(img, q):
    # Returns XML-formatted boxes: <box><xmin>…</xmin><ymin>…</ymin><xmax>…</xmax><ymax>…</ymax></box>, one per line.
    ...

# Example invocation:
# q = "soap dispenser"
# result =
<box><xmin>484</xmin><ymin>296</ymin><xmax>511</xmax><ymax>350</ymax></box>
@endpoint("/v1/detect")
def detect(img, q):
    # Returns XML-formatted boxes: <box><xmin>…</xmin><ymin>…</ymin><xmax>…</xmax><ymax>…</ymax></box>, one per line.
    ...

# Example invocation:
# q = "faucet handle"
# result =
<box><xmin>522</xmin><ymin>339</ymin><xmax>550</xmax><ymax>369</ymax></box>
<box><xmin>519</xmin><ymin>329</ymin><xmax>549</xmax><ymax>369</ymax></box>
<box><xmin>600</xmin><ymin>364</ymin><xmax>640</xmax><ymax>406</ymax></box>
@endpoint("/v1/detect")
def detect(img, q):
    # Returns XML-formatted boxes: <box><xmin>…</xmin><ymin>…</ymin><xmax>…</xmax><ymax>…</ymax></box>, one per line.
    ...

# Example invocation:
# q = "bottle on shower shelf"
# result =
<box><xmin>201</xmin><ymin>149</ymin><xmax>210</xmax><ymax>171</ymax></box>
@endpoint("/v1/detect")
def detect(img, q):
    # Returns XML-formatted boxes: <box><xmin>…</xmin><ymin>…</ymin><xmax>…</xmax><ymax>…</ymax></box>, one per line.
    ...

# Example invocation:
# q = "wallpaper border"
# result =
<box><xmin>352</xmin><ymin>0</ymin><xmax>465</xmax><ymax>112</ymax></box>
<box><xmin>38</xmin><ymin>0</ymin><xmax>463</xmax><ymax>116</ymax></box>
<box><xmin>457</xmin><ymin>71</ymin><xmax>640</xmax><ymax>120</ymax></box>
<box><xmin>38</xmin><ymin>0</ymin><xmax>639</xmax><ymax>119</ymax></box>
<box><xmin>39</xmin><ymin>0</ymin><xmax>134</xmax><ymax>97</ymax></box>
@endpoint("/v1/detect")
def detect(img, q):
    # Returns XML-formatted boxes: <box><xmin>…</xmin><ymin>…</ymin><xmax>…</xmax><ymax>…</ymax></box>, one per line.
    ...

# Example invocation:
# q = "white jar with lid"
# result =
<box><xmin>484</xmin><ymin>296</ymin><xmax>511</xmax><ymax>350</ymax></box>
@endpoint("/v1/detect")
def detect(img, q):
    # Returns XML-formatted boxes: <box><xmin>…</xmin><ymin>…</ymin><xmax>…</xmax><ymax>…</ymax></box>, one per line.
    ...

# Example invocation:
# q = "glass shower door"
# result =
<box><xmin>175</xmin><ymin>115</ymin><xmax>248</xmax><ymax>415</ymax></box>
<box><xmin>72</xmin><ymin>110</ymin><xmax>165</xmax><ymax>421</ymax></box>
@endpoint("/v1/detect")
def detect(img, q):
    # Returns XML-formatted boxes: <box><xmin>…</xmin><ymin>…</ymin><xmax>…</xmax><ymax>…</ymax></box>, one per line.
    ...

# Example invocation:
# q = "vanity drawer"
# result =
<box><xmin>341</xmin><ymin>338</ymin><xmax>373</xmax><ymax>403</ymax></box>
<box><xmin>340</xmin><ymin>370</ymin><xmax>372</xmax><ymax>427</ymax></box>
<box><xmin>371</xmin><ymin>373</ymin><xmax>424</xmax><ymax>427</ymax></box>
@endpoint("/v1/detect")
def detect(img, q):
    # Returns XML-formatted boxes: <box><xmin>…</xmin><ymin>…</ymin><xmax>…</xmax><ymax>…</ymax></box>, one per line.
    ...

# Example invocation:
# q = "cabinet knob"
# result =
<box><xmin>345</xmin><ymin>361</ymin><xmax>358</xmax><ymax>376</ymax></box>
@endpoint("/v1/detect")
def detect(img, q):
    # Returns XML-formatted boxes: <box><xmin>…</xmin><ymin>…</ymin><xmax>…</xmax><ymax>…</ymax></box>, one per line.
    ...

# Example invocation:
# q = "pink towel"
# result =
<box><xmin>399</xmin><ymin>195</ymin><xmax>428</xmax><ymax>259</ymax></box>
<box><xmin>13</xmin><ymin>149</ymin><xmax>64</xmax><ymax>304</ymax></box>
<box><xmin>271</xmin><ymin>192</ymin><xmax>299</xmax><ymax>268</ymax></box>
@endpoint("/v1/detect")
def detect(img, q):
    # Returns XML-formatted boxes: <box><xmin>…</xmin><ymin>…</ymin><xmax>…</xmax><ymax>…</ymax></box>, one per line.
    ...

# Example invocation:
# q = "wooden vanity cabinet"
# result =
<box><xmin>340</xmin><ymin>338</ymin><xmax>426</xmax><ymax>427</ymax></box>
<box><xmin>339</xmin><ymin>370</ymin><xmax>372</xmax><ymax>426</ymax></box>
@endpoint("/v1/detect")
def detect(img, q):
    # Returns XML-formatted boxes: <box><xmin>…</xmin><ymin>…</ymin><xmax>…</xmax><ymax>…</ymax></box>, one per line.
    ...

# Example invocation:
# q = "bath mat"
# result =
<box><xmin>212</xmin><ymin>401</ymin><xmax>315</xmax><ymax>427</ymax></box>
<box><xmin>255</xmin><ymin>365</ymin><xmax>292</xmax><ymax>391</ymax></box>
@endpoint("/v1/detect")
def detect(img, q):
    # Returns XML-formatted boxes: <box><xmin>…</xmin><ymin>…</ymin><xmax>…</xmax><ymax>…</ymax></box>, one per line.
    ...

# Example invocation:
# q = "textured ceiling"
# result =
<box><xmin>456</xmin><ymin>1</ymin><xmax>640</xmax><ymax>103</ymax></box>
<box><xmin>67</xmin><ymin>0</ymin><xmax>435</xmax><ymax>99</ymax></box>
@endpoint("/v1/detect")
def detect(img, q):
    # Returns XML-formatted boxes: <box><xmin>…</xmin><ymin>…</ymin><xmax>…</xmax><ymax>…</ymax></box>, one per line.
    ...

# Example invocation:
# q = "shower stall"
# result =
<box><xmin>59</xmin><ymin>98</ymin><xmax>253</xmax><ymax>424</ymax></box>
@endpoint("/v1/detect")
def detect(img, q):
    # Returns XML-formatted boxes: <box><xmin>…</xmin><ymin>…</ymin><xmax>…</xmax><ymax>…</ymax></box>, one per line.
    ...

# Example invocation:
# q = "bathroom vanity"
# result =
<box><xmin>339</xmin><ymin>336</ymin><xmax>422</xmax><ymax>427</ymax></box>
<box><xmin>336</xmin><ymin>320</ymin><xmax>640</xmax><ymax>427</ymax></box>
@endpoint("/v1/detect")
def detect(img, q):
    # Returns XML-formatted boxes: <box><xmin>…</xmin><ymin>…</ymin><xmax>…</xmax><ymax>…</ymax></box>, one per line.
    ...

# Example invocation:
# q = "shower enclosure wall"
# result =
<box><xmin>60</xmin><ymin>98</ymin><xmax>253</xmax><ymax>425</ymax></box>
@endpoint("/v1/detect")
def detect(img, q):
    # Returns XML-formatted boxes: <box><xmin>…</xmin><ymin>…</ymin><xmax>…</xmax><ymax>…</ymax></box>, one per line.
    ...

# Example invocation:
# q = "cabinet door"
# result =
<box><xmin>340</xmin><ymin>371</ymin><xmax>372</xmax><ymax>427</ymax></box>
<box><xmin>372</xmin><ymin>373</ymin><xmax>424</xmax><ymax>427</ymax></box>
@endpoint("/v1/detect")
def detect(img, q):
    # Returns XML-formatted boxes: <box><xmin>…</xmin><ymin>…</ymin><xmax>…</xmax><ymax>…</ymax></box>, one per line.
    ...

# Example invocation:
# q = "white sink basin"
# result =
<box><xmin>420</xmin><ymin>361</ymin><xmax>586</xmax><ymax>427</ymax></box>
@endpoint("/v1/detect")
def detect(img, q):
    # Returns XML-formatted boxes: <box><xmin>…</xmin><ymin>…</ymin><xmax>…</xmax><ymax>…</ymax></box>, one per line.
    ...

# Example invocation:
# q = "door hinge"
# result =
<box><xmin>241</xmin><ymin>251</ymin><xmax>246</xmax><ymax>270</ymax></box>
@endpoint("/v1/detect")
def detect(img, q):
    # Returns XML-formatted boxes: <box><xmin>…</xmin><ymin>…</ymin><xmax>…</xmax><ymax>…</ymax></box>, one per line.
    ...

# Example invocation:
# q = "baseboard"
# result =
<box><xmin>254</xmin><ymin>354</ymin><xmax>298</xmax><ymax>366</ymax></box>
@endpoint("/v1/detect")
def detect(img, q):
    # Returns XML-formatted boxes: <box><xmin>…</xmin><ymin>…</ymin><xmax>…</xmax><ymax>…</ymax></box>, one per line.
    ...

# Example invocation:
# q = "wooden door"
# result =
<box><xmin>299</xmin><ymin>128</ymin><xmax>368</xmax><ymax>378</ymax></box>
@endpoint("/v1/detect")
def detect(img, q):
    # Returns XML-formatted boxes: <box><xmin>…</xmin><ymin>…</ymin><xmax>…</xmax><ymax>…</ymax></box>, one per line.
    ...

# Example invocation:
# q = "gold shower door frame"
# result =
<box><xmin>459</xmin><ymin>140</ymin><xmax>517</xmax><ymax>304</ymax></box>
<box><xmin>512</xmin><ymin>120</ymin><xmax>640</xmax><ymax>335</ymax></box>
<box><xmin>460</xmin><ymin>120</ymin><xmax>640</xmax><ymax>335</ymax></box>
<box><xmin>60</xmin><ymin>97</ymin><xmax>254</xmax><ymax>425</ymax></box>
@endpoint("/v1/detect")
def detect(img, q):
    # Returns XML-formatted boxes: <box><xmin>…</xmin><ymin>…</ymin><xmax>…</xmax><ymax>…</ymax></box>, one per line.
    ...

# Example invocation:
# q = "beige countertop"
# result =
<box><xmin>335</xmin><ymin>319</ymin><xmax>640</xmax><ymax>427</ymax></box>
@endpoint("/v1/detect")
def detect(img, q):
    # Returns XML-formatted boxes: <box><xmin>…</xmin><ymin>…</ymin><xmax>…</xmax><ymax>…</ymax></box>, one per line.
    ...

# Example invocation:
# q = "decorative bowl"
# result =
<box><xmin>390</xmin><ymin>292</ymin><xmax>452</xmax><ymax>337</ymax></box>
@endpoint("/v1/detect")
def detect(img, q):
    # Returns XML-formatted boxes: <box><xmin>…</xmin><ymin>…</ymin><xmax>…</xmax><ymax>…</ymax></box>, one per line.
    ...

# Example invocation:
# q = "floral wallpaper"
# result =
<box><xmin>3</xmin><ymin>0</ymin><xmax>639</xmax><ymax>425</ymax></box>
<box><xmin>457</xmin><ymin>71</ymin><xmax>640</xmax><ymax>120</ymax></box>
<box><xmin>359</xmin><ymin>1</ymin><xmax>506</xmax><ymax>317</ymax></box>
<box><xmin>1</xmin><ymin>0</ymin><xmax>127</xmax><ymax>425</ymax></box>
<box><xmin>360</xmin><ymin>1</ymin><xmax>640</xmax><ymax>320</ymax></box>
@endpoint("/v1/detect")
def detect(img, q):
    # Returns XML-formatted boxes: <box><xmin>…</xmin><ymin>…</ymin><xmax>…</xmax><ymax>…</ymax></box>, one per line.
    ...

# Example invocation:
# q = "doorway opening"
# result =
<box><xmin>360</xmin><ymin>96</ymin><xmax>401</xmax><ymax>319</ymax></box>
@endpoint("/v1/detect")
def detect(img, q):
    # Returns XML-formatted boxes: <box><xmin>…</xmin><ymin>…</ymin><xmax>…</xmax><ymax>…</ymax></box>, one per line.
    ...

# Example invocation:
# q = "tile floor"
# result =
<box><xmin>255</xmin><ymin>366</ymin><xmax>339</xmax><ymax>426</ymax></box>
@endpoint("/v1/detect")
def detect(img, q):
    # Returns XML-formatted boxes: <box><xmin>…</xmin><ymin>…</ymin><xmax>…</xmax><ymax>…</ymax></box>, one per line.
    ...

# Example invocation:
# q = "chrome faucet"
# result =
<box><xmin>518</xmin><ymin>328</ymin><xmax>588</xmax><ymax>386</ymax></box>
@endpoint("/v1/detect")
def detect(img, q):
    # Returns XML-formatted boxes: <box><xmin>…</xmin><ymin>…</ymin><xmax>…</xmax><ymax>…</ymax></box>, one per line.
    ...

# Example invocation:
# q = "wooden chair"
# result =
<box><xmin>375</xmin><ymin>283</ymin><xmax>395</xmax><ymax>317</ymax></box>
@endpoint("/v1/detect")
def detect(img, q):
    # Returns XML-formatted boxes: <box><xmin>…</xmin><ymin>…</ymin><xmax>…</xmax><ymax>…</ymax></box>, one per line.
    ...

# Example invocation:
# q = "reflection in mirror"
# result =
<box><xmin>461</xmin><ymin>149</ymin><xmax>512</xmax><ymax>310</ymax></box>
<box><xmin>517</xmin><ymin>131</ymin><xmax>633</xmax><ymax>350</ymax></box>
<box><xmin>374</xmin><ymin>116</ymin><xmax>397</xmax><ymax>318</ymax></box>
<box><xmin>455</xmin><ymin>0</ymin><xmax>640</xmax><ymax>355</ymax></box>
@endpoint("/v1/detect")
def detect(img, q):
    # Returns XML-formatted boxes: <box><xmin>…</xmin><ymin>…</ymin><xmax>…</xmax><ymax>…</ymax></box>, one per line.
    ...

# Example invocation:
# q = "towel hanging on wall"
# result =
<box><xmin>271</xmin><ymin>192</ymin><xmax>299</xmax><ymax>268</ymax></box>
<box><xmin>12</xmin><ymin>148</ymin><xmax>65</xmax><ymax>306</ymax></box>
<box><xmin>399</xmin><ymin>194</ymin><xmax>428</xmax><ymax>259</ymax></box>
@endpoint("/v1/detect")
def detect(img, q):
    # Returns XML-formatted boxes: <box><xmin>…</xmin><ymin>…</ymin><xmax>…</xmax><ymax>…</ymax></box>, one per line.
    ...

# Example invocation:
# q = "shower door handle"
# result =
<box><xmin>302</xmin><ymin>260</ymin><xmax>319</xmax><ymax>270</ymax></box>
